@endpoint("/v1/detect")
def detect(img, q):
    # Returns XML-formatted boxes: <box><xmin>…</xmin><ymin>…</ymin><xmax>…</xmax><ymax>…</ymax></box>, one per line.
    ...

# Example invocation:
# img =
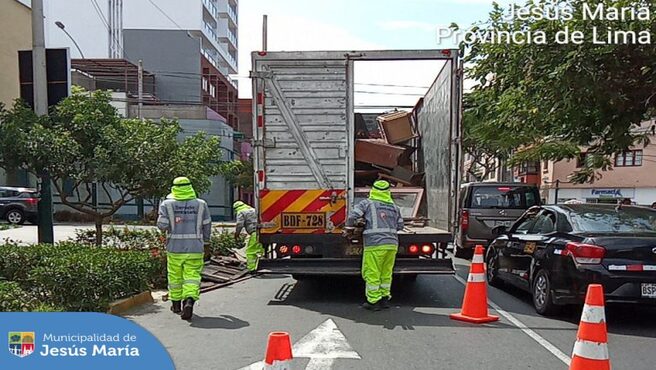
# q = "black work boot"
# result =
<box><xmin>180</xmin><ymin>298</ymin><xmax>195</xmax><ymax>321</ymax></box>
<box><xmin>379</xmin><ymin>297</ymin><xmax>391</xmax><ymax>309</ymax></box>
<box><xmin>361</xmin><ymin>301</ymin><xmax>381</xmax><ymax>311</ymax></box>
<box><xmin>170</xmin><ymin>300</ymin><xmax>182</xmax><ymax>315</ymax></box>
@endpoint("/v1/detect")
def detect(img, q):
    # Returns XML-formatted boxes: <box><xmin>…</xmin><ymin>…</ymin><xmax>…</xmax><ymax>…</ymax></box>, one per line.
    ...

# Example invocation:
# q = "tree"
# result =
<box><xmin>219</xmin><ymin>159</ymin><xmax>254</xmax><ymax>191</ymax></box>
<box><xmin>0</xmin><ymin>89</ymin><xmax>223</xmax><ymax>244</ymax></box>
<box><xmin>460</xmin><ymin>0</ymin><xmax>656</xmax><ymax>183</ymax></box>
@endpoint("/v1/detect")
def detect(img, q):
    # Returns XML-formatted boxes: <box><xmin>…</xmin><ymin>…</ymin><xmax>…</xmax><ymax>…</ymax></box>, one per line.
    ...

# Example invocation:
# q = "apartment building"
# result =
<box><xmin>43</xmin><ymin>0</ymin><xmax>239</xmax><ymax>128</ymax></box>
<box><xmin>542</xmin><ymin>121</ymin><xmax>656</xmax><ymax>206</ymax></box>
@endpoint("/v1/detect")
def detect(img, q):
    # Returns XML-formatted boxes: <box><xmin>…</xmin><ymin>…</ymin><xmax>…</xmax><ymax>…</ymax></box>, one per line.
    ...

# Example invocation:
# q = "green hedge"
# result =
<box><xmin>0</xmin><ymin>243</ymin><xmax>164</xmax><ymax>312</ymax></box>
<box><xmin>0</xmin><ymin>280</ymin><xmax>63</xmax><ymax>312</ymax></box>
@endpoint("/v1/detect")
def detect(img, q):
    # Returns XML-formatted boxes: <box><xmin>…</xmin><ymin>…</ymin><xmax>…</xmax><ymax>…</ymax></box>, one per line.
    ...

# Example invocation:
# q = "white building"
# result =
<box><xmin>43</xmin><ymin>0</ymin><xmax>238</xmax><ymax>76</ymax></box>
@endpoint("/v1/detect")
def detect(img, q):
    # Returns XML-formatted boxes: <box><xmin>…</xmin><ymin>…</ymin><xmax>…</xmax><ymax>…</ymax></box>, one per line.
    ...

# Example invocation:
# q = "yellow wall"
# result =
<box><xmin>0</xmin><ymin>0</ymin><xmax>32</xmax><ymax>107</ymax></box>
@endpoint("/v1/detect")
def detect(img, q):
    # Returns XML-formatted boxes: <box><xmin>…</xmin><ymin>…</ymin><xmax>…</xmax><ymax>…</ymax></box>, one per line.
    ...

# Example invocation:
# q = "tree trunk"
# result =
<box><xmin>95</xmin><ymin>219</ymin><xmax>103</xmax><ymax>246</ymax></box>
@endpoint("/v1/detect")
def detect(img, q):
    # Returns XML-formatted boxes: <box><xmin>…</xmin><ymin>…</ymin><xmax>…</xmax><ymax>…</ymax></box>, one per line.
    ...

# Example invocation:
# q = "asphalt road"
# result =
<box><xmin>127</xmin><ymin>256</ymin><xmax>656</xmax><ymax>370</ymax></box>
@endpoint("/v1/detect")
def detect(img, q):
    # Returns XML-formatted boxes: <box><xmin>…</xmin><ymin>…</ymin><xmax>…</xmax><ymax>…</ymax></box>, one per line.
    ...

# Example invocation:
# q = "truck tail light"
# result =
<box><xmin>565</xmin><ymin>242</ymin><xmax>606</xmax><ymax>264</ymax></box>
<box><xmin>421</xmin><ymin>244</ymin><xmax>433</xmax><ymax>255</ymax></box>
<box><xmin>461</xmin><ymin>210</ymin><xmax>469</xmax><ymax>233</ymax></box>
<box><xmin>292</xmin><ymin>245</ymin><xmax>302</xmax><ymax>255</ymax></box>
<box><xmin>408</xmin><ymin>245</ymin><xmax>419</xmax><ymax>254</ymax></box>
<box><xmin>278</xmin><ymin>245</ymin><xmax>289</xmax><ymax>255</ymax></box>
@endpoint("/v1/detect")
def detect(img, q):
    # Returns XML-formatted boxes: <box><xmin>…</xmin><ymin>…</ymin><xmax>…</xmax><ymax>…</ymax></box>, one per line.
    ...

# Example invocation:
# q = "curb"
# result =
<box><xmin>108</xmin><ymin>291</ymin><xmax>154</xmax><ymax>315</ymax></box>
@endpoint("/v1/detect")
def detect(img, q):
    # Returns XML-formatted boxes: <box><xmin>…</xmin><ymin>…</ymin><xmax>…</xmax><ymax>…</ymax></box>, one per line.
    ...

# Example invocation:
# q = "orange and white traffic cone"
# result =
<box><xmin>264</xmin><ymin>332</ymin><xmax>293</xmax><ymax>369</ymax></box>
<box><xmin>569</xmin><ymin>284</ymin><xmax>611</xmax><ymax>370</ymax></box>
<box><xmin>450</xmin><ymin>245</ymin><xmax>499</xmax><ymax>324</ymax></box>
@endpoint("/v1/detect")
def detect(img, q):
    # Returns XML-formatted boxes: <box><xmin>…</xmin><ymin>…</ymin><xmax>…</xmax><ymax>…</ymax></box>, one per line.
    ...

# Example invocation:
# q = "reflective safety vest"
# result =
<box><xmin>157</xmin><ymin>198</ymin><xmax>212</xmax><ymax>253</ymax></box>
<box><xmin>235</xmin><ymin>206</ymin><xmax>257</xmax><ymax>234</ymax></box>
<box><xmin>347</xmin><ymin>199</ymin><xmax>404</xmax><ymax>247</ymax></box>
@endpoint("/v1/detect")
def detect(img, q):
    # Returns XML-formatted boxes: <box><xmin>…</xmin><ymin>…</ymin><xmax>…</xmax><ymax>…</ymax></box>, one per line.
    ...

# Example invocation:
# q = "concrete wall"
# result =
<box><xmin>0</xmin><ymin>0</ymin><xmax>32</xmax><ymax>106</ymax></box>
<box><xmin>179</xmin><ymin>119</ymin><xmax>236</xmax><ymax>220</ymax></box>
<box><xmin>123</xmin><ymin>29</ymin><xmax>202</xmax><ymax>104</ymax></box>
<box><xmin>0</xmin><ymin>1</ymin><xmax>32</xmax><ymax>186</ymax></box>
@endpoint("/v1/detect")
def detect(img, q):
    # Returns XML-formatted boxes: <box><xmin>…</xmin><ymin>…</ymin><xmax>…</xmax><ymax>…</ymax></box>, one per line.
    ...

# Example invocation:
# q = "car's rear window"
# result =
<box><xmin>568</xmin><ymin>206</ymin><xmax>656</xmax><ymax>233</ymax></box>
<box><xmin>468</xmin><ymin>186</ymin><xmax>539</xmax><ymax>209</ymax></box>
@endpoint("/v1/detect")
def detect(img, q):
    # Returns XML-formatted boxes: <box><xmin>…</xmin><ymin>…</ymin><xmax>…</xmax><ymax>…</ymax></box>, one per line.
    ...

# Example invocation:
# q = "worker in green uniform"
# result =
<box><xmin>233</xmin><ymin>201</ymin><xmax>264</xmax><ymax>272</ymax></box>
<box><xmin>346</xmin><ymin>180</ymin><xmax>404</xmax><ymax>311</ymax></box>
<box><xmin>157</xmin><ymin>177</ymin><xmax>212</xmax><ymax>321</ymax></box>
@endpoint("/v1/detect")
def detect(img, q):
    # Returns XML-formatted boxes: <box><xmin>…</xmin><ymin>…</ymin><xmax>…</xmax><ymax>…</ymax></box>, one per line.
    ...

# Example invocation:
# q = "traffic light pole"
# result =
<box><xmin>32</xmin><ymin>0</ymin><xmax>54</xmax><ymax>244</ymax></box>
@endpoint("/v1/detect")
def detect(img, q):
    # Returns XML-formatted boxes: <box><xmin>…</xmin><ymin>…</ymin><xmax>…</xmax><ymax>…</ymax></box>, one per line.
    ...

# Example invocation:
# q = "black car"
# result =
<box><xmin>486</xmin><ymin>204</ymin><xmax>656</xmax><ymax>315</ymax></box>
<box><xmin>0</xmin><ymin>186</ymin><xmax>39</xmax><ymax>225</ymax></box>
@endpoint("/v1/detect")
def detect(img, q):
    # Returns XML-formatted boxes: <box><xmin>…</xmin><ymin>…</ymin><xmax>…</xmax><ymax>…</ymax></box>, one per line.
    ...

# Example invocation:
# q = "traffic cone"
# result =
<box><xmin>264</xmin><ymin>332</ymin><xmax>293</xmax><ymax>369</ymax></box>
<box><xmin>569</xmin><ymin>284</ymin><xmax>611</xmax><ymax>370</ymax></box>
<box><xmin>450</xmin><ymin>245</ymin><xmax>499</xmax><ymax>324</ymax></box>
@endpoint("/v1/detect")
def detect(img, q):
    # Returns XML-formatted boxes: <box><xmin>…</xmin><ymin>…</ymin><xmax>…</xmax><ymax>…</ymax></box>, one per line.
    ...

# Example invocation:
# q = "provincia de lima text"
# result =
<box><xmin>437</xmin><ymin>3</ymin><xmax>652</xmax><ymax>46</ymax></box>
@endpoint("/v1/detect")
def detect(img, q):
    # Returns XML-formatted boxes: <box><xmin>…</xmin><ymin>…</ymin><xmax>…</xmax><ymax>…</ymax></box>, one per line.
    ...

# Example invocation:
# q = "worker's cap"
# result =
<box><xmin>373</xmin><ymin>180</ymin><xmax>390</xmax><ymax>191</ymax></box>
<box><xmin>233</xmin><ymin>200</ymin><xmax>246</xmax><ymax>209</ymax></box>
<box><xmin>172</xmin><ymin>177</ymin><xmax>192</xmax><ymax>186</ymax></box>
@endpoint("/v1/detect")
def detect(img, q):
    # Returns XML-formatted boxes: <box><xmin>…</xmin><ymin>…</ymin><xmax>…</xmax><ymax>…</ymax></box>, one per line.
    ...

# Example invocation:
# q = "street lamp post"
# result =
<box><xmin>54</xmin><ymin>21</ymin><xmax>85</xmax><ymax>58</ymax></box>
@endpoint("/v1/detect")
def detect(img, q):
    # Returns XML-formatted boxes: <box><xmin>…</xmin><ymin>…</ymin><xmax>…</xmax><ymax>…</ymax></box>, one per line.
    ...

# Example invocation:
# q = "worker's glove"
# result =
<box><xmin>342</xmin><ymin>227</ymin><xmax>355</xmax><ymax>238</ymax></box>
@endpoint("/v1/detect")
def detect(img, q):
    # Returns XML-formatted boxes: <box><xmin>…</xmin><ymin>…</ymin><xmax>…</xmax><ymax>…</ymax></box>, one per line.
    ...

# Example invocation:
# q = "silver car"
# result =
<box><xmin>0</xmin><ymin>186</ymin><xmax>39</xmax><ymax>225</ymax></box>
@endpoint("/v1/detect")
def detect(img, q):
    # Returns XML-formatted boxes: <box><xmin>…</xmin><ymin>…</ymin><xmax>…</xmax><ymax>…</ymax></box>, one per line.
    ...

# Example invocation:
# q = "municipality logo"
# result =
<box><xmin>8</xmin><ymin>332</ymin><xmax>35</xmax><ymax>358</ymax></box>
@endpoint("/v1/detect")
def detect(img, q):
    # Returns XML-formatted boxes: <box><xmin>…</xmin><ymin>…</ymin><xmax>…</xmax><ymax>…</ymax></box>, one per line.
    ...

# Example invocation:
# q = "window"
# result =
<box><xmin>469</xmin><ymin>186</ymin><xmax>540</xmax><ymax>209</ymax></box>
<box><xmin>530</xmin><ymin>211</ymin><xmax>556</xmax><ymax>234</ymax></box>
<box><xmin>518</xmin><ymin>161</ymin><xmax>539</xmax><ymax>175</ymax></box>
<box><xmin>513</xmin><ymin>213</ymin><xmax>538</xmax><ymax>234</ymax></box>
<box><xmin>615</xmin><ymin>150</ymin><xmax>642</xmax><ymax>167</ymax></box>
<box><xmin>543</xmin><ymin>160</ymin><xmax>549</xmax><ymax>172</ymax></box>
<box><xmin>576</xmin><ymin>153</ymin><xmax>588</xmax><ymax>168</ymax></box>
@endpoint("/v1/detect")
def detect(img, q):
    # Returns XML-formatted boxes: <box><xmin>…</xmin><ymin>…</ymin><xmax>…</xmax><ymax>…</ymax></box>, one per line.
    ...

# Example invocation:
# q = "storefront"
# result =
<box><xmin>547</xmin><ymin>187</ymin><xmax>656</xmax><ymax>206</ymax></box>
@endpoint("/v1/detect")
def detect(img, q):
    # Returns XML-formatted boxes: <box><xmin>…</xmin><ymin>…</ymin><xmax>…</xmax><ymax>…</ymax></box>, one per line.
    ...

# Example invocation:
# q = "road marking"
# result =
<box><xmin>237</xmin><ymin>319</ymin><xmax>360</xmax><ymax>369</ymax></box>
<box><xmin>453</xmin><ymin>274</ymin><xmax>571</xmax><ymax>367</ymax></box>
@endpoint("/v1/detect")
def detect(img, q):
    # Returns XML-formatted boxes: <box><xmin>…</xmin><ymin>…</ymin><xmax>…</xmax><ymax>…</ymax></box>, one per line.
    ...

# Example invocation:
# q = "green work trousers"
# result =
<box><xmin>362</xmin><ymin>244</ymin><xmax>398</xmax><ymax>304</ymax></box>
<box><xmin>167</xmin><ymin>253</ymin><xmax>204</xmax><ymax>301</ymax></box>
<box><xmin>245</xmin><ymin>232</ymin><xmax>264</xmax><ymax>271</ymax></box>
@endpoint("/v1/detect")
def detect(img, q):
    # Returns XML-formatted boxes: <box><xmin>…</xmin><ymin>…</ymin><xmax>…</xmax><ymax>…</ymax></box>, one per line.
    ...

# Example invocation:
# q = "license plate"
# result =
<box><xmin>641</xmin><ymin>283</ymin><xmax>656</xmax><ymax>298</ymax></box>
<box><xmin>281</xmin><ymin>213</ymin><xmax>325</xmax><ymax>229</ymax></box>
<box><xmin>345</xmin><ymin>246</ymin><xmax>363</xmax><ymax>256</ymax></box>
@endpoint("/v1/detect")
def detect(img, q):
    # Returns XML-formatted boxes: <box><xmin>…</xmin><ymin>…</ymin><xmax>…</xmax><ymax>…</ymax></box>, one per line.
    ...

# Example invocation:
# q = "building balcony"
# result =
<box><xmin>217</xmin><ymin>1</ymin><xmax>237</xmax><ymax>27</ymax></box>
<box><xmin>218</xmin><ymin>28</ymin><xmax>237</xmax><ymax>49</ymax></box>
<box><xmin>203</xmin><ymin>0</ymin><xmax>218</xmax><ymax>18</ymax></box>
<box><xmin>203</xmin><ymin>21</ymin><xmax>217</xmax><ymax>41</ymax></box>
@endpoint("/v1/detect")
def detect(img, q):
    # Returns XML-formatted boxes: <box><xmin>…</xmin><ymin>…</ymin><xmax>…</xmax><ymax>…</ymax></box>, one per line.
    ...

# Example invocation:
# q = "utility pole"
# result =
<box><xmin>32</xmin><ymin>0</ymin><xmax>54</xmax><ymax>244</ymax></box>
<box><xmin>136</xmin><ymin>59</ymin><xmax>145</xmax><ymax>219</ymax></box>
<box><xmin>262</xmin><ymin>15</ymin><xmax>268</xmax><ymax>51</ymax></box>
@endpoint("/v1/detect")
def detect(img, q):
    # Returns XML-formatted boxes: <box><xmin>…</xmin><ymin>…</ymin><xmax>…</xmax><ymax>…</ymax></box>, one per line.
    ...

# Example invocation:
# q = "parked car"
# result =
<box><xmin>0</xmin><ymin>186</ymin><xmax>39</xmax><ymax>225</ymax></box>
<box><xmin>486</xmin><ymin>204</ymin><xmax>656</xmax><ymax>315</ymax></box>
<box><xmin>454</xmin><ymin>182</ymin><xmax>541</xmax><ymax>259</ymax></box>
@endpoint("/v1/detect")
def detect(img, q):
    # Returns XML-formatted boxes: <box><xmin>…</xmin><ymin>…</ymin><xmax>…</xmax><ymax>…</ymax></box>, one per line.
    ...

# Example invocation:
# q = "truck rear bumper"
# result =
<box><xmin>257</xmin><ymin>258</ymin><xmax>455</xmax><ymax>276</ymax></box>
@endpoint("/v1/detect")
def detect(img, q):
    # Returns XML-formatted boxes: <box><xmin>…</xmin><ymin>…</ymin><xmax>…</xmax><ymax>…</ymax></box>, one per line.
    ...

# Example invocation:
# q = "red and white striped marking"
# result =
<box><xmin>608</xmin><ymin>264</ymin><xmax>656</xmax><ymax>272</ymax></box>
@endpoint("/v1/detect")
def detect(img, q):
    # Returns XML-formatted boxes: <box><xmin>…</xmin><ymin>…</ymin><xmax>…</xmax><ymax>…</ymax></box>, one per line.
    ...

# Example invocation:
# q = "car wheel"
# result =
<box><xmin>5</xmin><ymin>209</ymin><xmax>25</xmax><ymax>225</ymax></box>
<box><xmin>485</xmin><ymin>247</ymin><xmax>504</xmax><ymax>288</ymax></box>
<box><xmin>532</xmin><ymin>269</ymin><xmax>560</xmax><ymax>316</ymax></box>
<box><xmin>454</xmin><ymin>242</ymin><xmax>474</xmax><ymax>260</ymax></box>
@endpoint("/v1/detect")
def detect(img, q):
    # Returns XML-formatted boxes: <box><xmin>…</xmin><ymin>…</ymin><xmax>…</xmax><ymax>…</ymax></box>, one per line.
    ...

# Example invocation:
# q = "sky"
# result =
<box><xmin>237</xmin><ymin>0</ymin><xmax>514</xmax><ymax>100</ymax></box>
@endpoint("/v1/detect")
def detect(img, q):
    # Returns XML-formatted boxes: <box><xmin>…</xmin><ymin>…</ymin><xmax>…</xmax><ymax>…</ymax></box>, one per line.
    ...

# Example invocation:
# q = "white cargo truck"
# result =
<box><xmin>250</xmin><ymin>49</ymin><xmax>462</xmax><ymax>277</ymax></box>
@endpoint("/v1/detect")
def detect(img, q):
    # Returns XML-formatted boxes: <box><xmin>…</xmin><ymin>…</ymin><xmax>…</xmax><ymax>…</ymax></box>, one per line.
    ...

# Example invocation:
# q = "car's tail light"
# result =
<box><xmin>461</xmin><ymin>210</ymin><xmax>469</xmax><ymax>233</ymax></box>
<box><xmin>278</xmin><ymin>245</ymin><xmax>289</xmax><ymax>255</ymax></box>
<box><xmin>292</xmin><ymin>245</ymin><xmax>302</xmax><ymax>255</ymax></box>
<box><xmin>408</xmin><ymin>244</ymin><xmax>419</xmax><ymax>254</ymax></box>
<box><xmin>421</xmin><ymin>244</ymin><xmax>433</xmax><ymax>254</ymax></box>
<box><xmin>25</xmin><ymin>198</ymin><xmax>38</xmax><ymax>206</ymax></box>
<box><xmin>565</xmin><ymin>242</ymin><xmax>606</xmax><ymax>264</ymax></box>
